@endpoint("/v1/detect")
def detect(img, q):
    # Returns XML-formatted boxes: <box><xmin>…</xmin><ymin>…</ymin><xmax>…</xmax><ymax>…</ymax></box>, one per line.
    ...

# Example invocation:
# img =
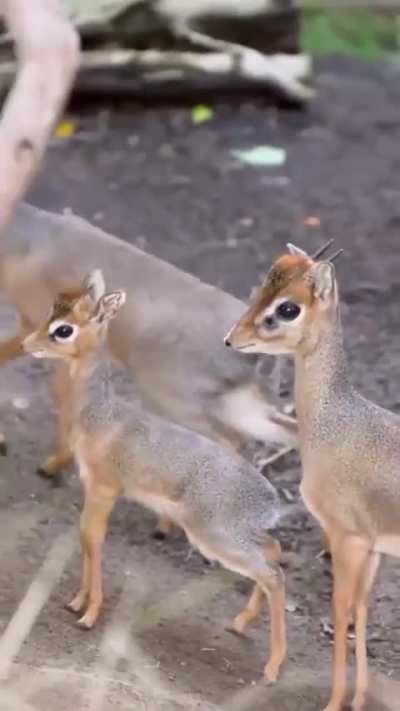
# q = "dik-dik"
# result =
<box><xmin>0</xmin><ymin>204</ymin><xmax>296</xmax><ymax>487</ymax></box>
<box><xmin>226</xmin><ymin>243</ymin><xmax>400</xmax><ymax>711</ymax></box>
<box><xmin>22</xmin><ymin>269</ymin><xmax>287</xmax><ymax>682</ymax></box>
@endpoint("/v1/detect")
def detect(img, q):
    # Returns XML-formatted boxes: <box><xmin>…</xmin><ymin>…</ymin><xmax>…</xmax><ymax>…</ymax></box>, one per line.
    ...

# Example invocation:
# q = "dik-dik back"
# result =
<box><xmin>0</xmin><ymin>203</ymin><xmax>296</xmax><ymax>453</ymax></box>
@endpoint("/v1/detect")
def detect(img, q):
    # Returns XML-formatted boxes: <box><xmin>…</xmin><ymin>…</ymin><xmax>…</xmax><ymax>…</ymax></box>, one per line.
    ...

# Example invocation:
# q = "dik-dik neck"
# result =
<box><xmin>294</xmin><ymin>307</ymin><xmax>353</xmax><ymax>437</ymax></box>
<box><xmin>69</xmin><ymin>345</ymin><xmax>114</xmax><ymax>419</ymax></box>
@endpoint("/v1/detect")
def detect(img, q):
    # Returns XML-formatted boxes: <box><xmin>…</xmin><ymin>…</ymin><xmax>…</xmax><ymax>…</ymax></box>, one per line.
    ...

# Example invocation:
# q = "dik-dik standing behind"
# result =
<box><xmin>22</xmin><ymin>269</ymin><xmax>286</xmax><ymax>683</ymax></box>
<box><xmin>0</xmin><ymin>204</ymin><xmax>297</xmax><ymax>485</ymax></box>
<box><xmin>226</xmin><ymin>243</ymin><xmax>400</xmax><ymax>711</ymax></box>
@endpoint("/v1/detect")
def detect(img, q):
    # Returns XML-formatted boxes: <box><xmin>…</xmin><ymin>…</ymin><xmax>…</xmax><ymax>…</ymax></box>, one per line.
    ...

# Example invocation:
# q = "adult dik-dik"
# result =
<box><xmin>226</xmin><ymin>243</ymin><xmax>400</xmax><ymax>711</ymax></box>
<box><xmin>0</xmin><ymin>204</ymin><xmax>297</xmax><ymax>493</ymax></box>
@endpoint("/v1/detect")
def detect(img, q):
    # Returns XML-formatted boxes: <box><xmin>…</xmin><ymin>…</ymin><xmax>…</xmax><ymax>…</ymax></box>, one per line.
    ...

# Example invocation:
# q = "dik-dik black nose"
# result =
<box><xmin>224</xmin><ymin>336</ymin><xmax>232</xmax><ymax>347</ymax></box>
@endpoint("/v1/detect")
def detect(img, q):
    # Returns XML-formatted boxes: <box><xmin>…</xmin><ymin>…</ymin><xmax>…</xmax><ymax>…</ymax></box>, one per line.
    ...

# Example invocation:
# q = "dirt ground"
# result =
<box><xmin>0</xmin><ymin>56</ymin><xmax>400</xmax><ymax>710</ymax></box>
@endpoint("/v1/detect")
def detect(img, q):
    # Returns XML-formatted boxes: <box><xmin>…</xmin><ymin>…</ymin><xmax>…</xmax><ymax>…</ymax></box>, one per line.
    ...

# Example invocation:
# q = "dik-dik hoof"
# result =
<box><xmin>0</xmin><ymin>441</ymin><xmax>7</xmax><ymax>456</ymax></box>
<box><xmin>66</xmin><ymin>603</ymin><xmax>79</xmax><ymax>615</ymax></box>
<box><xmin>37</xmin><ymin>468</ymin><xmax>54</xmax><ymax>481</ymax></box>
<box><xmin>36</xmin><ymin>467</ymin><xmax>63</xmax><ymax>487</ymax></box>
<box><xmin>231</xmin><ymin>613</ymin><xmax>248</xmax><ymax>636</ymax></box>
<box><xmin>77</xmin><ymin>609</ymin><xmax>99</xmax><ymax>629</ymax></box>
<box><xmin>76</xmin><ymin>617</ymin><xmax>93</xmax><ymax>630</ymax></box>
<box><xmin>321</xmin><ymin>702</ymin><xmax>345</xmax><ymax>711</ymax></box>
<box><xmin>351</xmin><ymin>693</ymin><xmax>367</xmax><ymax>711</ymax></box>
<box><xmin>66</xmin><ymin>595</ymin><xmax>86</xmax><ymax>615</ymax></box>
<box><xmin>36</xmin><ymin>466</ymin><xmax>55</xmax><ymax>479</ymax></box>
<box><xmin>263</xmin><ymin>661</ymin><xmax>280</xmax><ymax>684</ymax></box>
<box><xmin>37</xmin><ymin>452</ymin><xmax>71</xmax><ymax>481</ymax></box>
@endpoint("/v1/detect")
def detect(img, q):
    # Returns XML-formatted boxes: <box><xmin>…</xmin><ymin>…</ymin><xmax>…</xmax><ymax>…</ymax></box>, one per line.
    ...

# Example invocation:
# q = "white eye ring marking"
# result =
<box><xmin>262</xmin><ymin>298</ymin><xmax>304</xmax><ymax>323</ymax></box>
<box><xmin>48</xmin><ymin>320</ymin><xmax>79</xmax><ymax>343</ymax></box>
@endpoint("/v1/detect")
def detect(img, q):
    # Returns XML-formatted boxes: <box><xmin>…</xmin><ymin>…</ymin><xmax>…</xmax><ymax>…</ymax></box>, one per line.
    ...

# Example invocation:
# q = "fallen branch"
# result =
<box><xmin>171</xmin><ymin>16</ymin><xmax>312</xmax><ymax>101</ymax></box>
<box><xmin>0</xmin><ymin>0</ymin><xmax>80</xmax><ymax>233</ymax></box>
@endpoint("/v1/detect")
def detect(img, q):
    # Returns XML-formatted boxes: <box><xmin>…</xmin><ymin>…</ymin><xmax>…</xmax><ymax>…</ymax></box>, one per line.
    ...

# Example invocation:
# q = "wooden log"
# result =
<box><xmin>0</xmin><ymin>1</ymin><xmax>311</xmax><ymax>104</ymax></box>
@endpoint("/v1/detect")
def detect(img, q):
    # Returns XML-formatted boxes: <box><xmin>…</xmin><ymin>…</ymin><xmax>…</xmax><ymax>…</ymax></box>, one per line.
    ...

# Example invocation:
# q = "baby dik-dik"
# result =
<box><xmin>226</xmin><ymin>243</ymin><xmax>400</xmax><ymax>711</ymax></box>
<box><xmin>22</xmin><ymin>269</ymin><xmax>286</xmax><ymax>682</ymax></box>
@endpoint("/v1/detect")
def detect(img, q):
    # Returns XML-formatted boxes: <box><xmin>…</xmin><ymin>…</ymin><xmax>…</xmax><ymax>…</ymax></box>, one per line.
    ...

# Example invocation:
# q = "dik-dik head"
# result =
<box><xmin>22</xmin><ymin>270</ymin><xmax>126</xmax><ymax>361</ymax></box>
<box><xmin>225</xmin><ymin>243</ymin><xmax>342</xmax><ymax>356</ymax></box>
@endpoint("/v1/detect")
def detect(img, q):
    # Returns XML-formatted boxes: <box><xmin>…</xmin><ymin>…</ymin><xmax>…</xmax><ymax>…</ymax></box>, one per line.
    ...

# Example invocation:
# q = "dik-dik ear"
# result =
<box><xmin>287</xmin><ymin>243</ymin><xmax>308</xmax><ymax>258</ymax></box>
<box><xmin>310</xmin><ymin>261</ymin><xmax>336</xmax><ymax>303</ymax></box>
<box><xmin>83</xmin><ymin>269</ymin><xmax>106</xmax><ymax>303</ymax></box>
<box><xmin>94</xmin><ymin>291</ymin><xmax>126</xmax><ymax>323</ymax></box>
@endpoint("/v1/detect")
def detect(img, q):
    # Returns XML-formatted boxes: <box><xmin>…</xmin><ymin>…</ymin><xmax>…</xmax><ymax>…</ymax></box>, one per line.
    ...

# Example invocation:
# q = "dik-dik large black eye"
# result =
<box><xmin>54</xmin><ymin>324</ymin><xmax>74</xmax><ymax>340</ymax></box>
<box><xmin>48</xmin><ymin>322</ymin><xmax>78</xmax><ymax>342</ymax></box>
<box><xmin>276</xmin><ymin>301</ymin><xmax>301</xmax><ymax>321</ymax></box>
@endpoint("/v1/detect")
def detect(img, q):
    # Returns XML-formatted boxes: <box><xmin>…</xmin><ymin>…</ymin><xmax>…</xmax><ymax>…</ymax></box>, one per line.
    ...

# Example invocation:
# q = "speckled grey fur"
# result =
<box><xmin>296</xmin><ymin>307</ymin><xmax>400</xmax><ymax>539</ymax></box>
<box><xmin>75</xmin><ymin>341</ymin><xmax>282</xmax><ymax>586</ymax></box>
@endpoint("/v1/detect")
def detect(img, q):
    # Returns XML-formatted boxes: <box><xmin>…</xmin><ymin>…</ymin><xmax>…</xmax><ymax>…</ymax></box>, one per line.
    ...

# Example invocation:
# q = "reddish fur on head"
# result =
<box><xmin>22</xmin><ymin>270</ymin><xmax>126</xmax><ymax>361</ymax></box>
<box><xmin>253</xmin><ymin>254</ymin><xmax>315</xmax><ymax>311</ymax></box>
<box><xmin>50</xmin><ymin>288</ymin><xmax>90</xmax><ymax>320</ymax></box>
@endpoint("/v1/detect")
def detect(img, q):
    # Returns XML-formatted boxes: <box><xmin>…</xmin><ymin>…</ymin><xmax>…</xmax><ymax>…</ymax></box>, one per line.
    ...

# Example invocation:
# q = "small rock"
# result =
<box><xmin>285</xmin><ymin>598</ymin><xmax>298</xmax><ymax>613</ymax></box>
<box><xmin>239</xmin><ymin>217</ymin><xmax>255</xmax><ymax>229</ymax></box>
<box><xmin>226</xmin><ymin>237</ymin><xmax>238</xmax><ymax>248</ymax></box>
<box><xmin>159</xmin><ymin>143</ymin><xmax>176</xmax><ymax>159</ymax></box>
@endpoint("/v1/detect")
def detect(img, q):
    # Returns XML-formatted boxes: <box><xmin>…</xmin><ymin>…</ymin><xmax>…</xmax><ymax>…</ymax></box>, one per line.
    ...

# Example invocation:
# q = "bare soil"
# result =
<box><xmin>0</xmin><ymin>57</ymin><xmax>400</xmax><ymax>710</ymax></box>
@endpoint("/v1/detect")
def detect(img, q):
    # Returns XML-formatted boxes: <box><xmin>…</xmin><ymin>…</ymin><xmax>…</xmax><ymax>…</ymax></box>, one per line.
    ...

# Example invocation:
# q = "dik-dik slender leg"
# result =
<box><xmin>233</xmin><ymin>536</ymin><xmax>282</xmax><ymax>635</ymax></box>
<box><xmin>67</xmin><ymin>546</ymin><xmax>90</xmax><ymax>615</ymax></box>
<box><xmin>323</xmin><ymin>533</ymin><xmax>370</xmax><ymax>711</ymax></box>
<box><xmin>38</xmin><ymin>362</ymin><xmax>74</xmax><ymax>477</ymax></box>
<box><xmin>261</xmin><ymin>569</ymin><xmax>286</xmax><ymax>683</ymax></box>
<box><xmin>351</xmin><ymin>551</ymin><xmax>381</xmax><ymax>711</ymax></box>
<box><xmin>232</xmin><ymin>584</ymin><xmax>264</xmax><ymax>634</ymax></box>
<box><xmin>68</xmin><ymin>479</ymin><xmax>119</xmax><ymax>629</ymax></box>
